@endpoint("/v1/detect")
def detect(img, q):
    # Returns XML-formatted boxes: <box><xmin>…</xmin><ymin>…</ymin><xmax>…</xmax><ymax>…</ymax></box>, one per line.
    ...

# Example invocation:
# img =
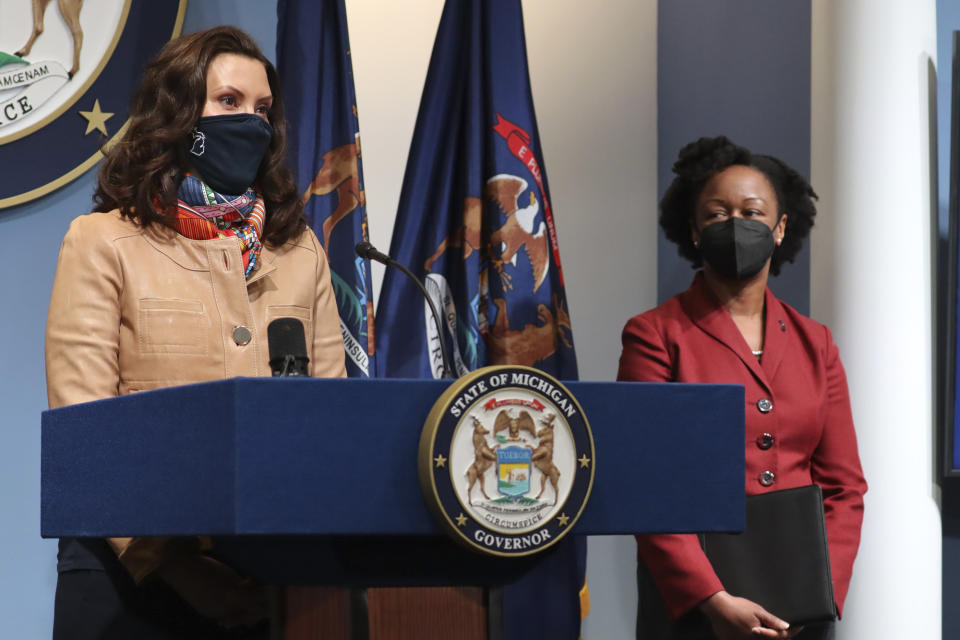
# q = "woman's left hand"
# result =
<box><xmin>699</xmin><ymin>591</ymin><xmax>804</xmax><ymax>639</ymax></box>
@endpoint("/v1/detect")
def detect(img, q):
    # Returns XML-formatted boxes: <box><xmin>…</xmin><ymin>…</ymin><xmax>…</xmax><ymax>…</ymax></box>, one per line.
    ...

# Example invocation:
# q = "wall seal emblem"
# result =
<box><xmin>419</xmin><ymin>365</ymin><xmax>594</xmax><ymax>557</ymax></box>
<box><xmin>0</xmin><ymin>1</ymin><xmax>187</xmax><ymax>208</ymax></box>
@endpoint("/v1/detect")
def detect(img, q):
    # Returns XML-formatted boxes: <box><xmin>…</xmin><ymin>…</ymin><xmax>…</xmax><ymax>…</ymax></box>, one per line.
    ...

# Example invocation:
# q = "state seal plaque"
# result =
<box><xmin>419</xmin><ymin>365</ymin><xmax>594</xmax><ymax>557</ymax></box>
<box><xmin>0</xmin><ymin>1</ymin><xmax>187</xmax><ymax>208</ymax></box>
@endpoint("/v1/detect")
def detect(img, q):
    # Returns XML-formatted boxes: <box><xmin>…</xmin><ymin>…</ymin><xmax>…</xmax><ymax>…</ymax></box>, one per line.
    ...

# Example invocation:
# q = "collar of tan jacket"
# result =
<box><xmin>141</xmin><ymin>220</ymin><xmax>279</xmax><ymax>285</ymax></box>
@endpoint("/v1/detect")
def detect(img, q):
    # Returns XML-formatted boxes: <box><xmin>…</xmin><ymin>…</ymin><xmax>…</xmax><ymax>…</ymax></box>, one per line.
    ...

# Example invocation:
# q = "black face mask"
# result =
<box><xmin>188</xmin><ymin>113</ymin><xmax>273</xmax><ymax>195</ymax></box>
<box><xmin>698</xmin><ymin>217</ymin><xmax>776</xmax><ymax>280</ymax></box>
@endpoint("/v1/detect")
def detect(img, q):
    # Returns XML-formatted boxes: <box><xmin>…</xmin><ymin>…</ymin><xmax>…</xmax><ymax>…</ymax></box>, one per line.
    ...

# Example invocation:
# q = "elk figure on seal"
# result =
<box><xmin>531</xmin><ymin>413</ymin><xmax>561</xmax><ymax>504</ymax></box>
<box><xmin>16</xmin><ymin>0</ymin><xmax>85</xmax><ymax>78</ymax></box>
<box><xmin>465</xmin><ymin>416</ymin><xmax>497</xmax><ymax>505</ymax></box>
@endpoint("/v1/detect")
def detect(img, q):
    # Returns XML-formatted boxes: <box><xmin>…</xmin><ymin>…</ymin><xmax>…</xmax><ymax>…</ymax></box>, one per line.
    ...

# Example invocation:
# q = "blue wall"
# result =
<box><xmin>0</xmin><ymin>2</ymin><xmax>277</xmax><ymax>636</ymax></box>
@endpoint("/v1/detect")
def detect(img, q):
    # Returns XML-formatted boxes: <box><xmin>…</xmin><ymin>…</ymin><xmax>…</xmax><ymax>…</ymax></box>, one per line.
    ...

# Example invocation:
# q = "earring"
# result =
<box><xmin>693</xmin><ymin>240</ymin><xmax>700</xmax><ymax>249</ymax></box>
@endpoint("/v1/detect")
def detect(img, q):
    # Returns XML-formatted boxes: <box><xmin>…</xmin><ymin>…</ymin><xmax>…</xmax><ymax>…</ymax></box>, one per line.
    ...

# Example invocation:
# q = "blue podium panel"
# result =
<box><xmin>42</xmin><ymin>378</ymin><xmax>744</xmax><ymax>539</ymax></box>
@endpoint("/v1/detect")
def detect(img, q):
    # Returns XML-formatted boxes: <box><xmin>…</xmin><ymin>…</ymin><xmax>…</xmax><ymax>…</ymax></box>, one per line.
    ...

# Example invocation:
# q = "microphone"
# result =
<box><xmin>355</xmin><ymin>241</ymin><xmax>455</xmax><ymax>378</ymax></box>
<box><xmin>355</xmin><ymin>241</ymin><xmax>393</xmax><ymax>266</ymax></box>
<box><xmin>268</xmin><ymin>317</ymin><xmax>310</xmax><ymax>377</ymax></box>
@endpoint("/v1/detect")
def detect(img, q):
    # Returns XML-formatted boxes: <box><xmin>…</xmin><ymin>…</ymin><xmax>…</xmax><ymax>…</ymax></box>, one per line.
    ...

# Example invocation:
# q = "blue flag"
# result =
<box><xmin>377</xmin><ymin>1</ymin><xmax>577</xmax><ymax>382</ymax></box>
<box><xmin>375</xmin><ymin>1</ymin><xmax>584</xmax><ymax>636</ymax></box>
<box><xmin>277</xmin><ymin>0</ymin><xmax>375</xmax><ymax>377</ymax></box>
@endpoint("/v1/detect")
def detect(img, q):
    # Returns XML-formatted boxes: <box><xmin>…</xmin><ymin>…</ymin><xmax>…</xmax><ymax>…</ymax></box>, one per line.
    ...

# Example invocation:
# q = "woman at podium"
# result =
<box><xmin>618</xmin><ymin>136</ymin><xmax>867</xmax><ymax>640</ymax></box>
<box><xmin>44</xmin><ymin>26</ymin><xmax>346</xmax><ymax>639</ymax></box>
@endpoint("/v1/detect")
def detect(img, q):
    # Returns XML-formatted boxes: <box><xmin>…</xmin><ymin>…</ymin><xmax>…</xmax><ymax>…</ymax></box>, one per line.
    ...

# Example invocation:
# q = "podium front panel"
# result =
<box><xmin>42</xmin><ymin>377</ymin><xmax>744</xmax><ymax>539</ymax></box>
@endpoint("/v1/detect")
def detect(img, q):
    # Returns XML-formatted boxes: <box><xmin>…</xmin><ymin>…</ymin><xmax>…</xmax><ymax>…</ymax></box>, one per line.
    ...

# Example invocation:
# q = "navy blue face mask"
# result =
<box><xmin>188</xmin><ymin>113</ymin><xmax>273</xmax><ymax>195</ymax></box>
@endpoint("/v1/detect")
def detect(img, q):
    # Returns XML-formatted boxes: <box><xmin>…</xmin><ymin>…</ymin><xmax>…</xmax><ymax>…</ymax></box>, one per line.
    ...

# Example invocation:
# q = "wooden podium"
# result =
<box><xmin>41</xmin><ymin>377</ymin><xmax>745</xmax><ymax>639</ymax></box>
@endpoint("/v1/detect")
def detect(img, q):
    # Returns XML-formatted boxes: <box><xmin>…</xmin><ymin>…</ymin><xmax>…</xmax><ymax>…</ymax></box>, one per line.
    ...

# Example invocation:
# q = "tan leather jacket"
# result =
<box><xmin>46</xmin><ymin>210</ymin><xmax>347</xmax><ymax>580</ymax></box>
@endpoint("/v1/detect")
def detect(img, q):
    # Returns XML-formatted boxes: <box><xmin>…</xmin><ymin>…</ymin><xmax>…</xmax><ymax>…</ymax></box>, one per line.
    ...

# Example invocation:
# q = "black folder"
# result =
<box><xmin>701</xmin><ymin>484</ymin><xmax>838</xmax><ymax>625</ymax></box>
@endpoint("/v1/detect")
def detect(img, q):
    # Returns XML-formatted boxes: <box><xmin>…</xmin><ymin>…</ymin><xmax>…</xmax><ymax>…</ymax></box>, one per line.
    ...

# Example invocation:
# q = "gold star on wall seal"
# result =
<box><xmin>78</xmin><ymin>99</ymin><xmax>114</xmax><ymax>136</ymax></box>
<box><xmin>434</xmin><ymin>454</ymin><xmax>447</xmax><ymax>468</ymax></box>
<box><xmin>455</xmin><ymin>513</ymin><xmax>468</xmax><ymax>527</ymax></box>
<box><xmin>557</xmin><ymin>513</ymin><xmax>570</xmax><ymax>527</ymax></box>
<box><xmin>578</xmin><ymin>453</ymin><xmax>591</xmax><ymax>469</ymax></box>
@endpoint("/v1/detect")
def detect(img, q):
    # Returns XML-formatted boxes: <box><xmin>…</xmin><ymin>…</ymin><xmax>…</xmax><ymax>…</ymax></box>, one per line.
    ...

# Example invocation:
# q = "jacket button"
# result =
<box><xmin>757</xmin><ymin>433</ymin><xmax>774</xmax><ymax>450</ymax></box>
<box><xmin>759</xmin><ymin>470</ymin><xmax>776</xmax><ymax>486</ymax></box>
<box><xmin>757</xmin><ymin>398</ymin><xmax>773</xmax><ymax>413</ymax></box>
<box><xmin>233</xmin><ymin>326</ymin><xmax>252</xmax><ymax>346</ymax></box>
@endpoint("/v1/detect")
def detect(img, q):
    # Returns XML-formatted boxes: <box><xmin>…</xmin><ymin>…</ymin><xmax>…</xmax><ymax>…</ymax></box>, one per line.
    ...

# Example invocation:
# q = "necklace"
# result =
<box><xmin>752</xmin><ymin>349</ymin><xmax>763</xmax><ymax>357</ymax></box>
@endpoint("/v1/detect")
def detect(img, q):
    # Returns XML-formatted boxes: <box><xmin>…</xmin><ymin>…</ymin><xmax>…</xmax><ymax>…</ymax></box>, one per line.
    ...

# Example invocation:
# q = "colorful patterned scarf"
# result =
<box><xmin>170</xmin><ymin>175</ymin><xmax>265</xmax><ymax>279</ymax></box>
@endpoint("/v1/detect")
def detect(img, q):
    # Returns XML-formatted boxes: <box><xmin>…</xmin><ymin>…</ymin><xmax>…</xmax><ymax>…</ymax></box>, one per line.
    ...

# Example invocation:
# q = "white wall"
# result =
<box><xmin>346</xmin><ymin>1</ymin><xmax>660</xmax><ymax>636</ymax></box>
<box><xmin>811</xmin><ymin>1</ymin><xmax>941</xmax><ymax>638</ymax></box>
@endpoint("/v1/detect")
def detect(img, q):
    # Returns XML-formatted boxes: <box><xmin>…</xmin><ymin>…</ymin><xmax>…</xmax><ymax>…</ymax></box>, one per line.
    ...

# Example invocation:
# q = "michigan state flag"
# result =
<box><xmin>277</xmin><ymin>0</ymin><xmax>375</xmax><ymax>377</ymax></box>
<box><xmin>375</xmin><ymin>1</ymin><xmax>585</xmax><ymax>636</ymax></box>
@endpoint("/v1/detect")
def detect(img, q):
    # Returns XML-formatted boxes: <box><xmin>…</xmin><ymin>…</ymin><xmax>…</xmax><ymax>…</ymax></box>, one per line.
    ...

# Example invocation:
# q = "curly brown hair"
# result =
<box><xmin>93</xmin><ymin>26</ymin><xmax>305</xmax><ymax>246</ymax></box>
<box><xmin>659</xmin><ymin>136</ymin><xmax>817</xmax><ymax>276</ymax></box>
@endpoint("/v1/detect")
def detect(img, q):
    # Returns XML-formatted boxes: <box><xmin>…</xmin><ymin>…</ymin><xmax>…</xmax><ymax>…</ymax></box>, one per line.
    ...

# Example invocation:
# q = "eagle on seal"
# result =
<box><xmin>493</xmin><ymin>409</ymin><xmax>537</xmax><ymax>441</ymax></box>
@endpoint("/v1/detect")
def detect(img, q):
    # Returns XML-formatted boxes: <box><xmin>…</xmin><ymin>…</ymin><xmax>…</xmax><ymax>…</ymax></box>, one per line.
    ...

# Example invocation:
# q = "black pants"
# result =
<box><xmin>636</xmin><ymin>564</ymin><xmax>835</xmax><ymax>640</ymax></box>
<box><xmin>53</xmin><ymin>567</ymin><xmax>268</xmax><ymax>640</ymax></box>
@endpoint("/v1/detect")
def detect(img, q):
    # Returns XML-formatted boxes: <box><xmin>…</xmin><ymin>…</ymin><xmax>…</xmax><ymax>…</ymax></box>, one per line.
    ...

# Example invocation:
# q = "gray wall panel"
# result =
<box><xmin>657</xmin><ymin>0</ymin><xmax>811</xmax><ymax>314</ymax></box>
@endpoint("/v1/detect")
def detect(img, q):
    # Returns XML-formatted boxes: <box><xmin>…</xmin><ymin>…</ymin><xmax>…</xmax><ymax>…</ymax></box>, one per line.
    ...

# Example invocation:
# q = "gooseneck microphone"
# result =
<box><xmin>356</xmin><ymin>241</ymin><xmax>455</xmax><ymax>378</ymax></box>
<box><xmin>268</xmin><ymin>317</ymin><xmax>310</xmax><ymax>377</ymax></box>
<box><xmin>354</xmin><ymin>241</ymin><xmax>393</xmax><ymax>265</ymax></box>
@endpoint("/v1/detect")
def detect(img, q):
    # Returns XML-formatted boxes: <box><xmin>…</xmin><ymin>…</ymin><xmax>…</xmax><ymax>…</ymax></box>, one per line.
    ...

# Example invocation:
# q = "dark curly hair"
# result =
<box><xmin>93</xmin><ymin>26</ymin><xmax>305</xmax><ymax>247</ymax></box>
<box><xmin>659</xmin><ymin>136</ymin><xmax>817</xmax><ymax>276</ymax></box>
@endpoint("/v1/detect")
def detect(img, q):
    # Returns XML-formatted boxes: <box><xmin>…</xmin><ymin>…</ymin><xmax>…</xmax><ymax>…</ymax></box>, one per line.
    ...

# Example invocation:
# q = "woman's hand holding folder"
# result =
<box><xmin>699</xmin><ymin>590</ymin><xmax>803</xmax><ymax>639</ymax></box>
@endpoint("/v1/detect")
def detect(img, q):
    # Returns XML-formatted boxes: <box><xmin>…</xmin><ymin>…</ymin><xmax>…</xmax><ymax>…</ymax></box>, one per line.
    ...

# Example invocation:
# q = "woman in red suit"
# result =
<box><xmin>618</xmin><ymin>137</ymin><xmax>866</xmax><ymax>640</ymax></box>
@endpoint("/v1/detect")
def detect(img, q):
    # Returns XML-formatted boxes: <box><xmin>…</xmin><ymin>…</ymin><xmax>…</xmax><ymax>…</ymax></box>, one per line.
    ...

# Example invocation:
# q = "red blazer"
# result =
<box><xmin>617</xmin><ymin>272</ymin><xmax>866</xmax><ymax>620</ymax></box>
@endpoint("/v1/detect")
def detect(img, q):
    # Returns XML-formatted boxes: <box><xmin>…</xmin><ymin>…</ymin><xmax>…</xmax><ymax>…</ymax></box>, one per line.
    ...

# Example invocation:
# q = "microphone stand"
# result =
<box><xmin>356</xmin><ymin>242</ymin><xmax>456</xmax><ymax>379</ymax></box>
